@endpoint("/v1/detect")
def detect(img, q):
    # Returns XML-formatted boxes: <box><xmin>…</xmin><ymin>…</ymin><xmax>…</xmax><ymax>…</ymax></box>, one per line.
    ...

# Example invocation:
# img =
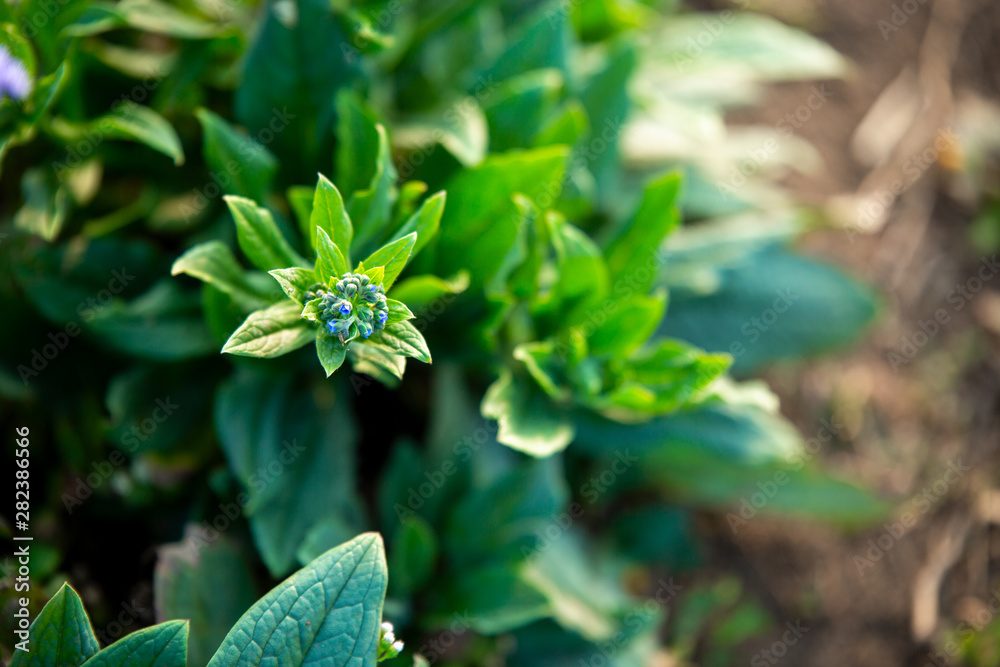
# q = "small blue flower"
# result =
<box><xmin>338</xmin><ymin>301</ymin><xmax>352</xmax><ymax>315</ymax></box>
<box><xmin>362</xmin><ymin>325</ymin><xmax>373</xmax><ymax>338</ymax></box>
<box><xmin>0</xmin><ymin>46</ymin><xmax>31</xmax><ymax>103</ymax></box>
<box><xmin>378</xmin><ymin>311</ymin><xmax>387</xmax><ymax>324</ymax></box>
<box><xmin>367</xmin><ymin>284</ymin><xmax>378</xmax><ymax>293</ymax></box>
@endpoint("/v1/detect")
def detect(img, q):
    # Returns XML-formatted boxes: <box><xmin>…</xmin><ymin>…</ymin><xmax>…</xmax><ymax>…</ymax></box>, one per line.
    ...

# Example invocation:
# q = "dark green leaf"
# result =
<box><xmin>196</xmin><ymin>108</ymin><xmax>277</xmax><ymax>200</ymax></box>
<box><xmin>80</xmin><ymin>621</ymin><xmax>188</xmax><ymax>667</ymax></box>
<box><xmin>10</xmin><ymin>584</ymin><xmax>99</xmax><ymax>667</ymax></box>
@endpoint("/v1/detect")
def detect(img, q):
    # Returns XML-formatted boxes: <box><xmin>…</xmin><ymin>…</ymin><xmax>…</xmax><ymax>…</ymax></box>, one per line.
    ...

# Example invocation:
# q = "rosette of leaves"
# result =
<box><xmin>172</xmin><ymin>171</ymin><xmax>440</xmax><ymax>382</ymax></box>
<box><xmin>481</xmin><ymin>173</ymin><xmax>731</xmax><ymax>457</ymax></box>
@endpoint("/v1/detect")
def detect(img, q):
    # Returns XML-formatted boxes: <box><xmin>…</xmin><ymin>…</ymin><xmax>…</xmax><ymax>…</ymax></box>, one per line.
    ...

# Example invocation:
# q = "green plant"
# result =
<box><xmin>1</xmin><ymin>0</ymin><xmax>888</xmax><ymax>665</ymax></box>
<box><xmin>14</xmin><ymin>534</ymin><xmax>398</xmax><ymax>667</ymax></box>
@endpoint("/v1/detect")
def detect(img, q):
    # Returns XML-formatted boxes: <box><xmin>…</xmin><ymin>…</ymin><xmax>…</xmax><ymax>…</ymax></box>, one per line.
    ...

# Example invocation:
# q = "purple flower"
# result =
<box><xmin>0</xmin><ymin>46</ymin><xmax>31</xmax><ymax>103</ymax></box>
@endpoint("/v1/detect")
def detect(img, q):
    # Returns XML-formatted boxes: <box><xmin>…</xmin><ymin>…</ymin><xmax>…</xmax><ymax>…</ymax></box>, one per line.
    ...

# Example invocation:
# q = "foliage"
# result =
<box><xmin>1</xmin><ymin>0</ymin><xmax>885</xmax><ymax>665</ymax></box>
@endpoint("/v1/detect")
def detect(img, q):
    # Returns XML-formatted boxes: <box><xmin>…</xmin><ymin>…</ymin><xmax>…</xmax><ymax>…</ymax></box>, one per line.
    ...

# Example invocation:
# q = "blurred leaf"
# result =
<box><xmin>154</xmin><ymin>530</ymin><xmax>256</xmax><ymax>667</ymax></box>
<box><xmin>658</xmin><ymin>245</ymin><xmax>879</xmax><ymax>374</ymax></box>
<box><xmin>482</xmin><ymin>372</ymin><xmax>574</xmax><ymax>457</ymax></box>
<box><xmin>197</xmin><ymin>109</ymin><xmax>277</xmax><ymax>200</ymax></box>
<box><xmin>214</xmin><ymin>369</ymin><xmax>362</xmax><ymax>574</ymax></box>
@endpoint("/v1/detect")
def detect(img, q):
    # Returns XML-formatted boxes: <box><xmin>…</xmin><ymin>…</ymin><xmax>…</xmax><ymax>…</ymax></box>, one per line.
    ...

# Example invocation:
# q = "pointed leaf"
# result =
<box><xmin>388</xmin><ymin>191</ymin><xmax>445</xmax><ymax>259</ymax></box>
<box><xmin>316</xmin><ymin>332</ymin><xmax>347</xmax><ymax>377</ymax></box>
<box><xmin>80</xmin><ymin>621</ymin><xmax>188</xmax><ymax>667</ymax></box>
<box><xmin>225</xmin><ymin>196</ymin><xmax>306</xmax><ymax>272</ymax></box>
<box><xmin>268</xmin><ymin>267</ymin><xmax>318</xmax><ymax>305</ymax></box>
<box><xmin>313</xmin><ymin>227</ymin><xmax>349</xmax><ymax>282</ymax></box>
<box><xmin>347</xmin><ymin>343</ymin><xmax>406</xmax><ymax>386</ymax></box>
<box><xmin>361</xmin><ymin>232</ymin><xmax>415</xmax><ymax>290</ymax></box>
<box><xmin>310</xmin><ymin>174</ymin><xmax>352</xmax><ymax>257</ymax></box>
<box><xmin>369</xmin><ymin>320</ymin><xmax>430</xmax><ymax>363</ymax></box>
<box><xmin>206</xmin><ymin>534</ymin><xmax>387</xmax><ymax>667</ymax></box>
<box><xmin>604</xmin><ymin>172</ymin><xmax>681</xmax><ymax>294</ymax></box>
<box><xmin>384</xmin><ymin>299</ymin><xmax>413</xmax><ymax>325</ymax></box>
<box><xmin>197</xmin><ymin>108</ymin><xmax>277</xmax><ymax>201</ymax></box>
<box><xmin>223</xmin><ymin>301</ymin><xmax>314</xmax><ymax>358</ymax></box>
<box><xmin>10</xmin><ymin>584</ymin><xmax>99</xmax><ymax>667</ymax></box>
<box><xmin>172</xmin><ymin>241</ymin><xmax>271</xmax><ymax>310</ymax></box>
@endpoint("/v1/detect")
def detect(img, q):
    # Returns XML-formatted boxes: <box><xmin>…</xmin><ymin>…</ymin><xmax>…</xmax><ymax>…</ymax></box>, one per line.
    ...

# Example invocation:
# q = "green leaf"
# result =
<box><xmin>431</xmin><ymin>567</ymin><xmax>549</xmax><ymax>636</ymax></box>
<box><xmin>361</xmin><ymin>232</ymin><xmax>415</xmax><ymax>290</ymax></box>
<box><xmin>348</xmin><ymin>125</ymin><xmax>397</xmax><ymax>255</ymax></box>
<box><xmin>534</xmin><ymin>215</ymin><xmax>609</xmax><ymax>333</ymax></box>
<box><xmin>435</xmin><ymin>146</ymin><xmax>569</xmax><ymax>285</ymax></box>
<box><xmin>315</xmin><ymin>332</ymin><xmax>347</xmax><ymax>377</ymax></box>
<box><xmin>658</xmin><ymin>245</ymin><xmax>879</xmax><ymax>374</ymax></box>
<box><xmin>94</xmin><ymin>105</ymin><xmax>184</xmax><ymax>165</ymax></box>
<box><xmin>604</xmin><ymin>172</ymin><xmax>681</xmax><ymax>294</ymax></box>
<box><xmin>335</xmin><ymin>90</ymin><xmax>381</xmax><ymax>197</ymax></box>
<box><xmin>383</xmin><ymin>299</ymin><xmax>414</xmax><ymax>325</ymax></box>
<box><xmin>14</xmin><ymin>168</ymin><xmax>71</xmax><ymax>241</ymax></box>
<box><xmin>578</xmin><ymin>39</ymin><xmax>636</xmax><ymax>205</ymax></box>
<box><xmin>389</xmin><ymin>272</ymin><xmax>469</xmax><ymax>311</ymax></box>
<box><xmin>86</xmin><ymin>281</ymin><xmax>218</xmax><ymax>360</ymax></box>
<box><xmin>206</xmin><ymin>534</ymin><xmax>387</xmax><ymax>667</ymax></box>
<box><xmin>214</xmin><ymin>370</ymin><xmax>362</xmax><ymax>574</ymax></box>
<box><xmin>80</xmin><ymin>621</ymin><xmax>188</xmax><ymax>667</ymax></box>
<box><xmin>347</xmin><ymin>342</ymin><xmax>406</xmax><ymax>386</ymax></box>
<box><xmin>313</xmin><ymin>227</ymin><xmax>349</xmax><ymax>283</ymax></box>
<box><xmin>482</xmin><ymin>372</ymin><xmax>574</xmax><ymax>457</ymax></box>
<box><xmin>393</xmin><ymin>104</ymin><xmax>487</xmax><ymax>167</ymax></box>
<box><xmin>387</xmin><ymin>191</ymin><xmax>445</xmax><ymax>260</ymax></box>
<box><xmin>483</xmin><ymin>69</ymin><xmax>563</xmax><ymax>152</ymax></box>
<box><xmin>310</xmin><ymin>174</ymin><xmax>352</xmax><ymax>258</ymax></box>
<box><xmin>154</xmin><ymin>529</ymin><xmax>257</xmax><ymax>667</ymax></box>
<box><xmin>287</xmin><ymin>186</ymin><xmax>314</xmax><ymax>244</ymax></box>
<box><xmin>268</xmin><ymin>267</ymin><xmax>317</xmax><ymax>304</ymax></box>
<box><xmin>172</xmin><ymin>241</ymin><xmax>272</xmax><ymax>310</ymax></box>
<box><xmin>362</xmin><ymin>265</ymin><xmax>384</xmax><ymax>286</ymax></box>
<box><xmin>388</xmin><ymin>517</ymin><xmax>437</xmax><ymax>595</ymax></box>
<box><xmin>196</xmin><ymin>108</ymin><xmax>278</xmax><ymax>201</ymax></box>
<box><xmin>369</xmin><ymin>319</ymin><xmax>431</xmax><ymax>363</ymax></box>
<box><xmin>588</xmin><ymin>291</ymin><xmax>666</xmax><ymax>357</ymax></box>
<box><xmin>225</xmin><ymin>195</ymin><xmax>306</xmax><ymax>272</ymax></box>
<box><xmin>223</xmin><ymin>301</ymin><xmax>314</xmax><ymax>358</ymax></box>
<box><xmin>10</xmin><ymin>583</ymin><xmax>99</xmax><ymax>667</ymax></box>
<box><xmin>235</xmin><ymin>0</ymin><xmax>358</xmax><ymax>172</ymax></box>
